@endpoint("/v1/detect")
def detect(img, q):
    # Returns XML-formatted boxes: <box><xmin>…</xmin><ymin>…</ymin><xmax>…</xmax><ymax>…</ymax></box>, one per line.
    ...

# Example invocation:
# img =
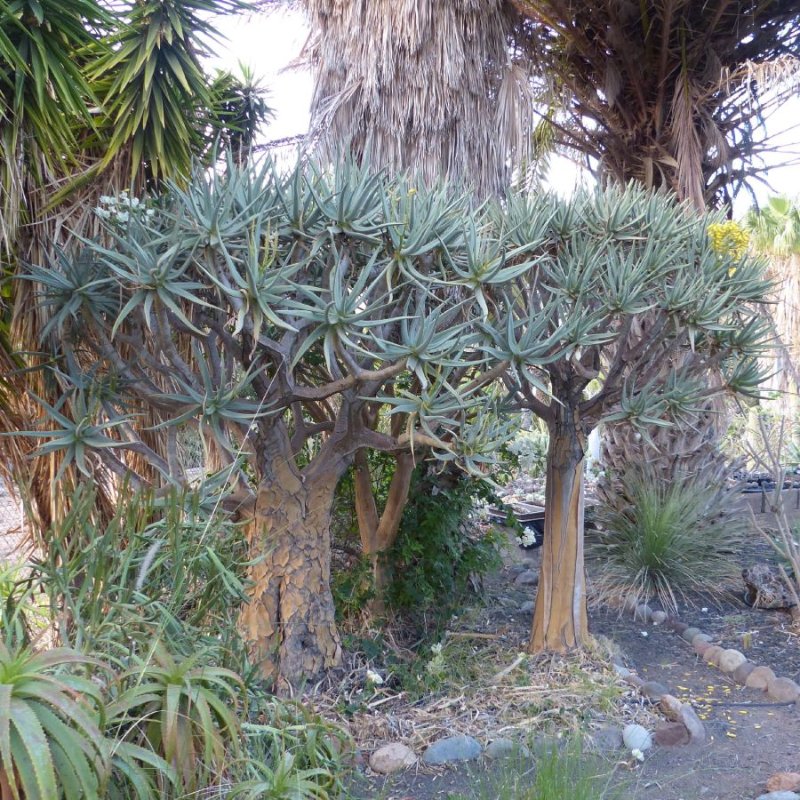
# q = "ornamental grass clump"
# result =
<box><xmin>589</xmin><ymin>470</ymin><xmax>747</xmax><ymax>613</ymax></box>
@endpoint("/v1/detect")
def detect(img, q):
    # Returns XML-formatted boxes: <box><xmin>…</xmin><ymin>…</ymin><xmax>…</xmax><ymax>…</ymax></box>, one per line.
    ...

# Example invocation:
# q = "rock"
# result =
<box><xmin>679</xmin><ymin>705</ymin><xmax>706</xmax><ymax>744</ymax></box>
<box><xmin>634</xmin><ymin>603</ymin><xmax>653</xmax><ymax>622</ymax></box>
<box><xmin>485</xmin><ymin>738</ymin><xmax>530</xmax><ymax>759</ymax></box>
<box><xmin>659</xmin><ymin>694</ymin><xmax>684</xmax><ymax>721</ymax></box>
<box><xmin>622</xmin><ymin>595</ymin><xmax>639</xmax><ymax>613</ymax></box>
<box><xmin>718</xmin><ymin>649</ymin><xmax>747</xmax><ymax>673</ymax></box>
<box><xmin>508</xmin><ymin>563</ymin><xmax>526</xmax><ymax>576</ymax></box>
<box><xmin>692</xmin><ymin>632</ymin><xmax>713</xmax><ymax>645</ymax></box>
<box><xmin>520</xmin><ymin>600</ymin><xmax>535</xmax><ymax>613</ymax></box>
<box><xmin>767</xmin><ymin>677</ymin><xmax>800</xmax><ymax>703</ymax></box>
<box><xmin>653</xmin><ymin>722</ymin><xmax>690</xmax><ymax>747</ymax></box>
<box><xmin>651</xmin><ymin>610</ymin><xmax>668</xmax><ymax>624</ymax></box>
<box><xmin>589</xmin><ymin>726</ymin><xmax>623</xmax><ymax>752</ymax></box>
<box><xmin>703</xmin><ymin>645</ymin><xmax>724</xmax><ymax>666</ymax></box>
<box><xmin>669</xmin><ymin>620</ymin><xmax>689</xmax><ymax>634</ymax></box>
<box><xmin>755</xmin><ymin>793</ymin><xmax>800</xmax><ymax>800</ymax></box>
<box><xmin>767</xmin><ymin>773</ymin><xmax>800</xmax><ymax>793</ymax></box>
<box><xmin>421</xmin><ymin>735</ymin><xmax>482</xmax><ymax>765</ymax></box>
<box><xmin>693</xmin><ymin>639</ymin><xmax>713</xmax><ymax>657</ymax></box>
<box><xmin>622</xmin><ymin>724</ymin><xmax>653</xmax><ymax>751</ymax></box>
<box><xmin>733</xmin><ymin>661</ymin><xmax>756</xmax><ymax>685</ymax></box>
<box><xmin>743</xmin><ymin>564</ymin><xmax>797</xmax><ymax>609</ymax></box>
<box><xmin>641</xmin><ymin>681</ymin><xmax>670</xmax><ymax>701</ymax></box>
<box><xmin>625</xmin><ymin>673</ymin><xmax>645</xmax><ymax>689</ymax></box>
<box><xmin>681</xmin><ymin>626</ymin><xmax>701</xmax><ymax>643</ymax></box>
<box><xmin>369</xmin><ymin>743</ymin><xmax>417</xmax><ymax>774</ymax></box>
<box><xmin>612</xmin><ymin>663</ymin><xmax>632</xmax><ymax>680</ymax></box>
<box><xmin>746</xmin><ymin>666</ymin><xmax>777</xmax><ymax>690</ymax></box>
<box><xmin>514</xmin><ymin>569</ymin><xmax>539</xmax><ymax>587</ymax></box>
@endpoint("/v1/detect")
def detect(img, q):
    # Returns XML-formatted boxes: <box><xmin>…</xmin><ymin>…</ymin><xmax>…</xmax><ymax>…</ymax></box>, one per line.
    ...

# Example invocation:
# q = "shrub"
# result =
<box><xmin>385</xmin><ymin>466</ymin><xmax>503</xmax><ymax>627</ymax></box>
<box><xmin>589</xmin><ymin>469</ymin><xmax>746</xmax><ymax>611</ymax></box>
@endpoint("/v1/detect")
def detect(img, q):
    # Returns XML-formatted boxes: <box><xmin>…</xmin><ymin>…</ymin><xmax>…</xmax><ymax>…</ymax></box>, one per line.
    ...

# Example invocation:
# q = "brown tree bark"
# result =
<box><xmin>353</xmin><ymin>449</ymin><xmax>415</xmax><ymax>613</ymax></box>
<box><xmin>238</xmin><ymin>455</ymin><xmax>342</xmax><ymax>688</ymax></box>
<box><xmin>530</xmin><ymin>407</ymin><xmax>589</xmax><ymax>652</ymax></box>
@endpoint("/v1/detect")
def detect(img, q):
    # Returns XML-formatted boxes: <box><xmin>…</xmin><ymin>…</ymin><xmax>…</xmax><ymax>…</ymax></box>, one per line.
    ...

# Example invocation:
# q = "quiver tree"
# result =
<box><xmin>22</xmin><ymin>161</ymin><xmax>534</xmax><ymax>686</ymax></box>
<box><xmin>485</xmin><ymin>186</ymin><xmax>770</xmax><ymax>652</ymax></box>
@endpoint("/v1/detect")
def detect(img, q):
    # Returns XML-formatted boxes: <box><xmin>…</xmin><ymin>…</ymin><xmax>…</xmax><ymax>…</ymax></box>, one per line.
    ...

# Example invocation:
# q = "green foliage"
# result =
<box><xmin>0</xmin><ymin>643</ymin><xmax>109</xmax><ymax>800</ymax></box>
<box><xmin>589</xmin><ymin>469</ymin><xmax>747</xmax><ymax>612</ymax></box>
<box><xmin>385</xmin><ymin>467</ymin><xmax>503</xmax><ymax>626</ymax></box>
<box><xmin>32</xmin><ymin>482</ymin><xmax>248</xmax><ymax>660</ymax></box>
<box><xmin>107</xmin><ymin>646</ymin><xmax>244</xmax><ymax>794</ymax></box>
<box><xmin>505</xmin><ymin>423</ymin><xmax>549</xmax><ymax>479</ymax></box>
<box><xmin>232</xmin><ymin>697</ymin><xmax>350</xmax><ymax>799</ymax></box>
<box><xmin>445</xmin><ymin>738</ymin><xmax>620</xmax><ymax>800</ymax></box>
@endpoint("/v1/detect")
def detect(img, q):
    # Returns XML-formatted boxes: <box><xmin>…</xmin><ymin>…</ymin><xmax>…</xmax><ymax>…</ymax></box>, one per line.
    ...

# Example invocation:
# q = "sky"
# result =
<box><xmin>207</xmin><ymin>7</ymin><xmax>800</xmax><ymax>214</ymax></box>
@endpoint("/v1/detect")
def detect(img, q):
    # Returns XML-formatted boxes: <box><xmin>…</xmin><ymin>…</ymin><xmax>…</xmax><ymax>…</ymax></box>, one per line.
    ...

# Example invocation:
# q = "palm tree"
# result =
<box><xmin>302</xmin><ymin>0</ymin><xmax>540</xmax><ymax>198</ymax></box>
<box><xmin>746</xmin><ymin>196</ymin><xmax>800</xmax><ymax>437</ymax></box>
<box><xmin>509</xmin><ymin>0</ymin><xmax>800</xmax><ymax>210</ymax></box>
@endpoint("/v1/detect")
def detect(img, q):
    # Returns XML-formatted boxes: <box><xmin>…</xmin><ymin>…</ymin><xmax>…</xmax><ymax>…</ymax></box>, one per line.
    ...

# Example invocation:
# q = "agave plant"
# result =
<box><xmin>0</xmin><ymin>643</ymin><xmax>109</xmax><ymax>800</ymax></box>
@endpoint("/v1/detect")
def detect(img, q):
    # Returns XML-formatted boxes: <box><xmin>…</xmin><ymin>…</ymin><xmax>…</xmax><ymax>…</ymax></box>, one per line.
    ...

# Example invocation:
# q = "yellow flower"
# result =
<box><xmin>708</xmin><ymin>221</ymin><xmax>750</xmax><ymax>261</ymax></box>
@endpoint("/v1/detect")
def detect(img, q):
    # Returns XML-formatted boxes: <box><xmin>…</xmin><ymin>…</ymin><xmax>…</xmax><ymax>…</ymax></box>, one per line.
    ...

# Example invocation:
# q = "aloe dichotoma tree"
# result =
<box><xmin>22</xmin><ymin>161</ymin><xmax>534</xmax><ymax>685</ymax></box>
<box><xmin>487</xmin><ymin>186</ymin><xmax>770</xmax><ymax>651</ymax></box>
<box><xmin>23</xmin><ymin>165</ymin><xmax>769</xmax><ymax>673</ymax></box>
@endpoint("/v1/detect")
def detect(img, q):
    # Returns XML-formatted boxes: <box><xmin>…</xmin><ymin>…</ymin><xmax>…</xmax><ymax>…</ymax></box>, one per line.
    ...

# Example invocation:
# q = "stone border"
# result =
<box><xmin>623</xmin><ymin>599</ymin><xmax>800</xmax><ymax>704</ymax></box>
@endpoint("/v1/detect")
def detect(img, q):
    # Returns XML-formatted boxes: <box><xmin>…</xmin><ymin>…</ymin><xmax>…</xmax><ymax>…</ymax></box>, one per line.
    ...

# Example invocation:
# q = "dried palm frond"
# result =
<box><xmin>303</xmin><ymin>0</ymin><xmax>531</xmax><ymax>196</ymax></box>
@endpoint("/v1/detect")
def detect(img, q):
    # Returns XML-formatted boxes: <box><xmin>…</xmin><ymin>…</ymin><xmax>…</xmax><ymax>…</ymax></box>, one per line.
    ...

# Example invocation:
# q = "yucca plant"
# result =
<box><xmin>106</xmin><ymin>646</ymin><xmax>245</xmax><ymax>794</ymax></box>
<box><xmin>589</xmin><ymin>469</ymin><xmax>747</xmax><ymax>612</ymax></box>
<box><xmin>0</xmin><ymin>642</ymin><xmax>109</xmax><ymax>800</ymax></box>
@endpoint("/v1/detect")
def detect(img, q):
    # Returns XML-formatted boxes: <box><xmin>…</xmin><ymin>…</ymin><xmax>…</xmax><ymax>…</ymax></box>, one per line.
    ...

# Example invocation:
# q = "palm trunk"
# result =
<box><xmin>239</xmin><ymin>468</ymin><xmax>342</xmax><ymax>687</ymax></box>
<box><xmin>530</xmin><ymin>408</ymin><xmax>589</xmax><ymax>652</ymax></box>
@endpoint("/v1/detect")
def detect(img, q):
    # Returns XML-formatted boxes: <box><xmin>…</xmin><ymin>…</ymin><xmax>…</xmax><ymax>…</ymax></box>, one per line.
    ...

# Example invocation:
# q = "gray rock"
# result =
<box><xmin>369</xmin><ymin>743</ymin><xmax>416</xmax><ymax>774</ymax></box>
<box><xmin>484</xmin><ymin>738</ymin><xmax>530</xmax><ymax>759</ymax></box>
<box><xmin>755</xmin><ymin>793</ymin><xmax>800</xmax><ymax>800</ymax></box>
<box><xmin>634</xmin><ymin>603</ymin><xmax>653</xmax><ymax>622</ymax></box>
<box><xmin>514</xmin><ymin>569</ymin><xmax>539</xmax><ymax>587</ymax></box>
<box><xmin>612</xmin><ymin>663</ymin><xmax>631</xmax><ymax>680</ymax></box>
<box><xmin>651</xmin><ymin>610</ymin><xmax>668</xmax><ymax>624</ymax></box>
<box><xmin>732</xmin><ymin>661</ymin><xmax>755</xmax><ymax>685</ymax></box>
<box><xmin>520</xmin><ymin>600</ymin><xmax>535</xmax><ymax>613</ymax></box>
<box><xmin>422</xmin><ymin>735</ymin><xmax>482</xmax><ymax>765</ymax></box>
<box><xmin>679</xmin><ymin>705</ymin><xmax>706</xmax><ymax>744</ymax></box>
<box><xmin>589</xmin><ymin>726</ymin><xmax>623</xmax><ymax>752</ymax></box>
<box><xmin>681</xmin><ymin>626</ymin><xmax>701</xmax><ymax>643</ymax></box>
<box><xmin>641</xmin><ymin>680</ymin><xmax>670</xmax><ymax>701</ymax></box>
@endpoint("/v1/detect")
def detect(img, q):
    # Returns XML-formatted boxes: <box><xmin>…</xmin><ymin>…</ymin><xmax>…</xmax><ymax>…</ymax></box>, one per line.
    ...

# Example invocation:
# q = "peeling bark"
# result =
<box><xmin>238</xmin><ymin>455</ymin><xmax>342</xmax><ymax>687</ymax></box>
<box><xmin>530</xmin><ymin>406</ymin><xmax>589</xmax><ymax>653</ymax></box>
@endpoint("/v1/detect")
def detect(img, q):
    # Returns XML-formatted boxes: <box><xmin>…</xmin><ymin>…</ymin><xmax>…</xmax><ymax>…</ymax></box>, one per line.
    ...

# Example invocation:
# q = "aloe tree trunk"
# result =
<box><xmin>239</xmin><ymin>439</ymin><xmax>344</xmax><ymax>687</ymax></box>
<box><xmin>353</xmin><ymin>449</ymin><xmax>415</xmax><ymax>613</ymax></box>
<box><xmin>530</xmin><ymin>406</ymin><xmax>589</xmax><ymax>652</ymax></box>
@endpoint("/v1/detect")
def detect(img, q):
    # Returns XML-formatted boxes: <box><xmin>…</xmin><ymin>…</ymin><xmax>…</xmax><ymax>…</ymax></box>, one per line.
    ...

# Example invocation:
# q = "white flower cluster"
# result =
<box><xmin>95</xmin><ymin>191</ymin><xmax>155</xmax><ymax>226</ymax></box>
<box><xmin>467</xmin><ymin>498</ymin><xmax>492</xmax><ymax>523</ymax></box>
<box><xmin>516</xmin><ymin>526</ymin><xmax>538</xmax><ymax>547</ymax></box>
<box><xmin>426</xmin><ymin>642</ymin><xmax>446</xmax><ymax>677</ymax></box>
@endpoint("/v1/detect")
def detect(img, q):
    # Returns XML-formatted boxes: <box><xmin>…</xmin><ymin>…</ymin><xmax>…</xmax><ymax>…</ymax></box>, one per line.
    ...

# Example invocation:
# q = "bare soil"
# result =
<box><xmin>350</xmin><ymin>490</ymin><xmax>800</xmax><ymax>800</ymax></box>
